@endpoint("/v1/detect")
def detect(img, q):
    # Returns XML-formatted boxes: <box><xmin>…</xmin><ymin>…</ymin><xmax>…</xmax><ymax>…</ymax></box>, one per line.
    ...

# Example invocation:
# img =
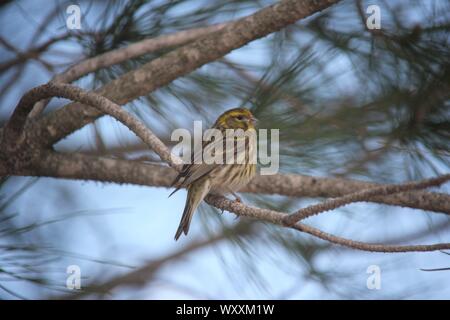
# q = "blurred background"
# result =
<box><xmin>0</xmin><ymin>0</ymin><xmax>449</xmax><ymax>299</ymax></box>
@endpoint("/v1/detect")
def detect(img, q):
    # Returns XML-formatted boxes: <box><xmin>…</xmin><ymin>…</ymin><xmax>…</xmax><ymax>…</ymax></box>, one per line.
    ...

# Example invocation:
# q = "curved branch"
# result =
<box><xmin>3</xmin><ymin>83</ymin><xmax>181</xmax><ymax>170</ymax></box>
<box><xmin>206</xmin><ymin>196</ymin><xmax>450</xmax><ymax>253</ymax></box>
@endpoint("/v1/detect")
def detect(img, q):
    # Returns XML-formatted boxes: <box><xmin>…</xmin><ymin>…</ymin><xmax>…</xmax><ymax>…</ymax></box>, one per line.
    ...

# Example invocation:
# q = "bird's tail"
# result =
<box><xmin>174</xmin><ymin>179</ymin><xmax>211</xmax><ymax>240</ymax></box>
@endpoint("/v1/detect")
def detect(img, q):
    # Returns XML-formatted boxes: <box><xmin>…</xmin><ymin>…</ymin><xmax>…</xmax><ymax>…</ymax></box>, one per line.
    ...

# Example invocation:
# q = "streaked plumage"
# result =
<box><xmin>170</xmin><ymin>108</ymin><xmax>257</xmax><ymax>240</ymax></box>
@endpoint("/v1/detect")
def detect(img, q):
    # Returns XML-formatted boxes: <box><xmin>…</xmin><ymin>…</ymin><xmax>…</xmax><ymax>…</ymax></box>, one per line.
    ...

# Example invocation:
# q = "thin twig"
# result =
<box><xmin>0</xmin><ymin>34</ymin><xmax>70</xmax><ymax>73</ymax></box>
<box><xmin>207</xmin><ymin>195</ymin><xmax>450</xmax><ymax>253</ymax></box>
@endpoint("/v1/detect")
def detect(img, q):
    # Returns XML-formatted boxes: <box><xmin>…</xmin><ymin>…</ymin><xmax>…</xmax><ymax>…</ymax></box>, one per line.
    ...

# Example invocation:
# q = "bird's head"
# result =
<box><xmin>214</xmin><ymin>108</ymin><xmax>257</xmax><ymax>130</ymax></box>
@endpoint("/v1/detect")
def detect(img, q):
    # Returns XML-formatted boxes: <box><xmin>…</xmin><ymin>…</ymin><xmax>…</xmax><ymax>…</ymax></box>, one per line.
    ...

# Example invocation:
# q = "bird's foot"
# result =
<box><xmin>231</xmin><ymin>191</ymin><xmax>242</xmax><ymax>203</ymax></box>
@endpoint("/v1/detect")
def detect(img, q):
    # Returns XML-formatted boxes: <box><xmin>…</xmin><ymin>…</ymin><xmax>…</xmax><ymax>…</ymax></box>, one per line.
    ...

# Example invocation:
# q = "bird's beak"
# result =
<box><xmin>250</xmin><ymin>116</ymin><xmax>258</xmax><ymax>125</ymax></box>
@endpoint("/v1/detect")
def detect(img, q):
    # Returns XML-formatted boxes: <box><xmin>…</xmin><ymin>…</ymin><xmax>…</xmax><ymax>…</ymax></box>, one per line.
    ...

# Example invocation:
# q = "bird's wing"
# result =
<box><xmin>169</xmin><ymin>137</ymin><xmax>223</xmax><ymax>196</ymax></box>
<box><xmin>169</xmin><ymin>133</ymin><xmax>249</xmax><ymax>196</ymax></box>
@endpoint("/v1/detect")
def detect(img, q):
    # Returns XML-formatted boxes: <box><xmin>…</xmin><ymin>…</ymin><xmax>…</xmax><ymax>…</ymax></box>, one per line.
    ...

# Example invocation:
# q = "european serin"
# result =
<box><xmin>170</xmin><ymin>108</ymin><xmax>257</xmax><ymax>240</ymax></box>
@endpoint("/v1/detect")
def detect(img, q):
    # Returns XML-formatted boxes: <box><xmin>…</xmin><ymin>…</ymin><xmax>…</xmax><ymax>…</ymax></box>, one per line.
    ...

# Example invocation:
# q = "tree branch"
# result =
<box><xmin>2</xmin><ymin>83</ymin><xmax>181</xmax><ymax>171</ymax></box>
<box><xmin>0</xmin><ymin>34</ymin><xmax>70</xmax><ymax>73</ymax></box>
<box><xmin>247</xmin><ymin>173</ymin><xmax>450</xmax><ymax>214</ymax></box>
<box><xmin>3</xmin><ymin>82</ymin><xmax>448</xmax><ymax>253</ymax></box>
<box><xmin>206</xmin><ymin>196</ymin><xmax>450</xmax><ymax>253</ymax></box>
<box><xmin>29</xmin><ymin>23</ymin><xmax>227</xmax><ymax>118</ymax></box>
<box><xmin>29</xmin><ymin>0</ymin><xmax>340</xmax><ymax>147</ymax></box>
<box><xmin>283</xmin><ymin>174</ymin><xmax>450</xmax><ymax>225</ymax></box>
<box><xmin>1</xmin><ymin>0</ymin><xmax>448</xmax><ymax>255</ymax></box>
<box><xmin>12</xmin><ymin>152</ymin><xmax>450</xmax><ymax>215</ymax></box>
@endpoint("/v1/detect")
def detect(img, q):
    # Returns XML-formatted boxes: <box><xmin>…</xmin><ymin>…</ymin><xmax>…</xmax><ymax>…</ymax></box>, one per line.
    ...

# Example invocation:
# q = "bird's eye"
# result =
<box><xmin>236</xmin><ymin>115</ymin><xmax>244</xmax><ymax>121</ymax></box>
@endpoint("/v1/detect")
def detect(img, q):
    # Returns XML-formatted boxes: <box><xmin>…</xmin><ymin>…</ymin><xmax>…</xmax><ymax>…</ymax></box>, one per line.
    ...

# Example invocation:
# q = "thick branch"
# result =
<box><xmin>29</xmin><ymin>0</ymin><xmax>340</xmax><ymax>147</ymax></box>
<box><xmin>283</xmin><ymin>174</ymin><xmax>450</xmax><ymax>225</ymax></box>
<box><xmin>248</xmin><ymin>174</ymin><xmax>450</xmax><ymax>214</ymax></box>
<box><xmin>15</xmin><ymin>152</ymin><xmax>450</xmax><ymax>215</ymax></box>
<box><xmin>29</xmin><ymin>23</ymin><xmax>227</xmax><ymax>117</ymax></box>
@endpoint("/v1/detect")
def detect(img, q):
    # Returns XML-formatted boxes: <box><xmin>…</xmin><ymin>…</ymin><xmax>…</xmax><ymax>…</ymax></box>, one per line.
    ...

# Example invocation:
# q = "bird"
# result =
<box><xmin>170</xmin><ymin>107</ymin><xmax>258</xmax><ymax>240</ymax></box>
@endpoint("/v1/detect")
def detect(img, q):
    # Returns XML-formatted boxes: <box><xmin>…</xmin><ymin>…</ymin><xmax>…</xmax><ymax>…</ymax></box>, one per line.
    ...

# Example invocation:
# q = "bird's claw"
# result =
<box><xmin>230</xmin><ymin>191</ymin><xmax>242</xmax><ymax>203</ymax></box>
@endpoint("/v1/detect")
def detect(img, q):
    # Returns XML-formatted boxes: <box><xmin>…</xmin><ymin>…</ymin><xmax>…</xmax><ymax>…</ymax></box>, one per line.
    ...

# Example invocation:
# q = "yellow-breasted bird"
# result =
<box><xmin>170</xmin><ymin>108</ymin><xmax>257</xmax><ymax>240</ymax></box>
